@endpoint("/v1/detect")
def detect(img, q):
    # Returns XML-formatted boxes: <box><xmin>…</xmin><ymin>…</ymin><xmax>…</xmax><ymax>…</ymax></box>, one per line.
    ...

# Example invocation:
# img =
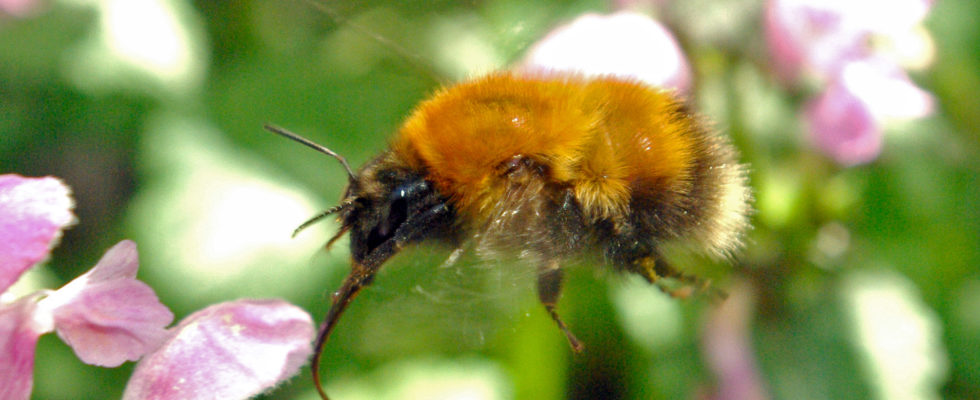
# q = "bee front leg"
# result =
<box><xmin>537</xmin><ymin>261</ymin><xmax>584</xmax><ymax>352</ymax></box>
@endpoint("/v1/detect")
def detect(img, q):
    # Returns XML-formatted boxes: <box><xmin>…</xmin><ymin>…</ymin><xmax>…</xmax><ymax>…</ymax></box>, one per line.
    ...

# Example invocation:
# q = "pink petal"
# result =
<box><xmin>701</xmin><ymin>282</ymin><xmax>768</xmax><ymax>400</ymax></box>
<box><xmin>123</xmin><ymin>299</ymin><xmax>314</xmax><ymax>400</ymax></box>
<box><xmin>0</xmin><ymin>0</ymin><xmax>44</xmax><ymax>18</ymax></box>
<box><xmin>0</xmin><ymin>175</ymin><xmax>75</xmax><ymax>294</ymax></box>
<box><xmin>806</xmin><ymin>81</ymin><xmax>882</xmax><ymax>165</ymax></box>
<box><xmin>826</xmin><ymin>0</ymin><xmax>930</xmax><ymax>36</ymax></box>
<box><xmin>0</xmin><ymin>296</ymin><xmax>46</xmax><ymax>400</ymax></box>
<box><xmin>765</xmin><ymin>0</ymin><xmax>869</xmax><ymax>82</ymax></box>
<box><xmin>839</xmin><ymin>59</ymin><xmax>934</xmax><ymax>121</ymax></box>
<box><xmin>765</xmin><ymin>0</ymin><xmax>933</xmax><ymax>84</ymax></box>
<box><xmin>81</xmin><ymin>237</ymin><xmax>139</xmax><ymax>281</ymax></box>
<box><xmin>39</xmin><ymin>240</ymin><xmax>174</xmax><ymax>367</ymax></box>
<box><xmin>764</xmin><ymin>0</ymin><xmax>807</xmax><ymax>82</ymax></box>
<box><xmin>517</xmin><ymin>11</ymin><xmax>691</xmax><ymax>93</ymax></box>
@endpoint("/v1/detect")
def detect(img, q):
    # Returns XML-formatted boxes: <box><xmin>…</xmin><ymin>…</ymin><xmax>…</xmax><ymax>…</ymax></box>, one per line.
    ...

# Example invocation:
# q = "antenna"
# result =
<box><xmin>291</xmin><ymin>200</ymin><xmax>354</xmax><ymax>238</ymax></box>
<box><xmin>264</xmin><ymin>124</ymin><xmax>357</xmax><ymax>183</ymax></box>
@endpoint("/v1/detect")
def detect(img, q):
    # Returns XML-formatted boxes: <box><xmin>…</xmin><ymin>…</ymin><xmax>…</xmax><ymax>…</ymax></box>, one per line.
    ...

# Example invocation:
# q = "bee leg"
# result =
<box><xmin>537</xmin><ymin>261</ymin><xmax>585</xmax><ymax>352</ymax></box>
<box><xmin>636</xmin><ymin>256</ymin><xmax>726</xmax><ymax>301</ymax></box>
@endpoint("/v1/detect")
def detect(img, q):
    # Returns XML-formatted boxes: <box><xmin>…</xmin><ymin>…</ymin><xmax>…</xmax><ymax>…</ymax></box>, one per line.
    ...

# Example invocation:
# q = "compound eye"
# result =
<box><xmin>365</xmin><ymin>195</ymin><xmax>408</xmax><ymax>252</ymax></box>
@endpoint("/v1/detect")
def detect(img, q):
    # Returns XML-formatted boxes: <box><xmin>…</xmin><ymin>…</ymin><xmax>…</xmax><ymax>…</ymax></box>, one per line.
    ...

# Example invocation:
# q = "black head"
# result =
<box><xmin>265</xmin><ymin>124</ymin><xmax>453</xmax><ymax>262</ymax></box>
<box><xmin>336</xmin><ymin>154</ymin><xmax>451</xmax><ymax>264</ymax></box>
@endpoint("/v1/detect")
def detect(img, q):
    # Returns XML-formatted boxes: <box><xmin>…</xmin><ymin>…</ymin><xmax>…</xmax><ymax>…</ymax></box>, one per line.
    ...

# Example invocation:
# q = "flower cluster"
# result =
<box><xmin>0</xmin><ymin>174</ymin><xmax>314</xmax><ymax>400</ymax></box>
<box><xmin>766</xmin><ymin>0</ymin><xmax>935</xmax><ymax>165</ymax></box>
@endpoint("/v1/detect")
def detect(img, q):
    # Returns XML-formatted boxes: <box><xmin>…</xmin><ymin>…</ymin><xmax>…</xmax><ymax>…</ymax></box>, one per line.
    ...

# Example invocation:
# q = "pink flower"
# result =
<box><xmin>765</xmin><ymin>0</ymin><xmax>864</xmax><ymax>83</ymax></box>
<box><xmin>0</xmin><ymin>174</ymin><xmax>75</xmax><ymax>294</ymax></box>
<box><xmin>0</xmin><ymin>0</ymin><xmax>43</xmax><ymax>18</ymax></box>
<box><xmin>517</xmin><ymin>11</ymin><xmax>692</xmax><ymax>94</ymax></box>
<box><xmin>36</xmin><ymin>240</ymin><xmax>175</xmax><ymax>367</ymax></box>
<box><xmin>765</xmin><ymin>0</ymin><xmax>932</xmax><ymax>83</ymax></box>
<box><xmin>702</xmin><ymin>282</ymin><xmax>769</xmax><ymax>400</ymax></box>
<box><xmin>0</xmin><ymin>239</ymin><xmax>174</xmax><ymax>399</ymax></box>
<box><xmin>2</xmin><ymin>174</ymin><xmax>316</xmax><ymax>398</ymax></box>
<box><xmin>123</xmin><ymin>299</ymin><xmax>314</xmax><ymax>400</ymax></box>
<box><xmin>0</xmin><ymin>174</ymin><xmax>173</xmax><ymax>400</ymax></box>
<box><xmin>0</xmin><ymin>296</ymin><xmax>44</xmax><ymax>400</ymax></box>
<box><xmin>765</xmin><ymin>0</ymin><xmax>934</xmax><ymax>165</ymax></box>
<box><xmin>835</xmin><ymin>58</ymin><xmax>934</xmax><ymax>121</ymax></box>
<box><xmin>805</xmin><ymin>78</ymin><xmax>882</xmax><ymax>166</ymax></box>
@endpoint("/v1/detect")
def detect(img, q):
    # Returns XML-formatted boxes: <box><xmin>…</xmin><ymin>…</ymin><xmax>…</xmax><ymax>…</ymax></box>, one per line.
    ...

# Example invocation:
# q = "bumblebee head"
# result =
<box><xmin>336</xmin><ymin>155</ymin><xmax>446</xmax><ymax>264</ymax></box>
<box><xmin>265</xmin><ymin>124</ymin><xmax>452</xmax><ymax>266</ymax></box>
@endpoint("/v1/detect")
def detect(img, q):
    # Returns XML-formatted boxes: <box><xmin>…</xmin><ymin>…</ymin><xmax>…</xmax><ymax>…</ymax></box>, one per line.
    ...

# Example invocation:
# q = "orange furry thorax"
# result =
<box><xmin>392</xmin><ymin>72</ymin><xmax>697</xmax><ymax>222</ymax></box>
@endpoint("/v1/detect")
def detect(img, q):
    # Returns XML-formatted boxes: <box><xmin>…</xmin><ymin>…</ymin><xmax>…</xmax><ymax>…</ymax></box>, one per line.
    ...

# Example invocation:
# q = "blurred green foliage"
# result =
<box><xmin>2</xmin><ymin>0</ymin><xmax>978</xmax><ymax>399</ymax></box>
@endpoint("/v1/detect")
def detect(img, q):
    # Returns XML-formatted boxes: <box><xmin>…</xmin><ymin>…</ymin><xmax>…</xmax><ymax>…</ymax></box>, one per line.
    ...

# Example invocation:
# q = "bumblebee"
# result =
<box><xmin>268</xmin><ymin>72</ymin><xmax>751</xmax><ymax>400</ymax></box>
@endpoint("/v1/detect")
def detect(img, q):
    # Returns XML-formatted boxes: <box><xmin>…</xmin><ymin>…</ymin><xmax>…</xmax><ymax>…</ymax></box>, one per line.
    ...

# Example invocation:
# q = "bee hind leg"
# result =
<box><xmin>636</xmin><ymin>256</ymin><xmax>727</xmax><ymax>302</ymax></box>
<box><xmin>537</xmin><ymin>261</ymin><xmax>585</xmax><ymax>352</ymax></box>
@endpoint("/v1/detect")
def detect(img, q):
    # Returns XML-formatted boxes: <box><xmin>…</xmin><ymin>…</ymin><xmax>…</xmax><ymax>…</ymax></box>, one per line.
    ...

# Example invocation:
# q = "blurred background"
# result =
<box><xmin>2</xmin><ymin>0</ymin><xmax>978</xmax><ymax>399</ymax></box>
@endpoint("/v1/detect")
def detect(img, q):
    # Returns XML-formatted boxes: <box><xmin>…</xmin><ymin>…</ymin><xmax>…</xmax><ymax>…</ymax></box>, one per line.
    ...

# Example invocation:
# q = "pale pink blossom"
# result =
<box><xmin>837</xmin><ymin>58</ymin><xmax>934</xmax><ymax>121</ymax></box>
<box><xmin>2</xmin><ymin>173</ymin><xmax>316</xmax><ymax>398</ymax></box>
<box><xmin>0</xmin><ymin>0</ymin><xmax>42</xmax><ymax>17</ymax></box>
<box><xmin>0</xmin><ymin>296</ymin><xmax>45</xmax><ymax>400</ymax></box>
<box><xmin>0</xmin><ymin>174</ymin><xmax>173</xmax><ymax>400</ymax></box>
<box><xmin>123</xmin><ymin>299</ymin><xmax>314</xmax><ymax>400</ymax></box>
<box><xmin>37</xmin><ymin>240</ymin><xmax>175</xmax><ymax>367</ymax></box>
<box><xmin>702</xmin><ymin>282</ymin><xmax>769</xmax><ymax>400</ymax></box>
<box><xmin>765</xmin><ymin>0</ymin><xmax>932</xmax><ymax>83</ymax></box>
<box><xmin>765</xmin><ymin>0</ymin><xmax>934</xmax><ymax>165</ymax></box>
<box><xmin>2</xmin><ymin>174</ymin><xmax>316</xmax><ymax>398</ymax></box>
<box><xmin>0</xmin><ymin>240</ymin><xmax>174</xmax><ymax>400</ymax></box>
<box><xmin>806</xmin><ymin>79</ymin><xmax>882</xmax><ymax>166</ymax></box>
<box><xmin>803</xmin><ymin>58</ymin><xmax>934</xmax><ymax>165</ymax></box>
<box><xmin>765</xmin><ymin>0</ymin><xmax>865</xmax><ymax>83</ymax></box>
<box><xmin>0</xmin><ymin>174</ymin><xmax>75</xmax><ymax>294</ymax></box>
<box><xmin>518</xmin><ymin>11</ymin><xmax>691</xmax><ymax>94</ymax></box>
